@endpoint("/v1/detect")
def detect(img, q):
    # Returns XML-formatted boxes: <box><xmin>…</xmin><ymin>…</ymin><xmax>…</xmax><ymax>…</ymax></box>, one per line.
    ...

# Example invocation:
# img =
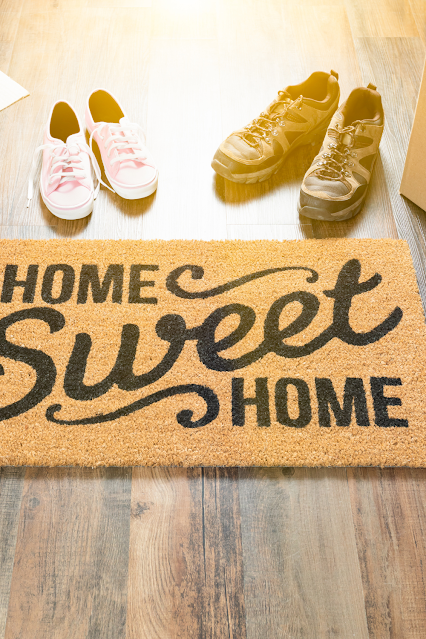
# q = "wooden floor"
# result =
<box><xmin>1</xmin><ymin>0</ymin><xmax>426</xmax><ymax>636</ymax></box>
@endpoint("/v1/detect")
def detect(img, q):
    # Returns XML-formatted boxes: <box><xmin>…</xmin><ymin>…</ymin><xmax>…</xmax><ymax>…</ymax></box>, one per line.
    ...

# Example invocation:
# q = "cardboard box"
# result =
<box><xmin>400</xmin><ymin>59</ymin><xmax>426</xmax><ymax>211</ymax></box>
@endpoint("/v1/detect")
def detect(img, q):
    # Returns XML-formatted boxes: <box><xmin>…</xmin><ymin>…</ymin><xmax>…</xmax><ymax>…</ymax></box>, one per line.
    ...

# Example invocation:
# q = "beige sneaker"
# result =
<box><xmin>298</xmin><ymin>83</ymin><xmax>384</xmax><ymax>221</ymax></box>
<box><xmin>211</xmin><ymin>71</ymin><xmax>340</xmax><ymax>184</ymax></box>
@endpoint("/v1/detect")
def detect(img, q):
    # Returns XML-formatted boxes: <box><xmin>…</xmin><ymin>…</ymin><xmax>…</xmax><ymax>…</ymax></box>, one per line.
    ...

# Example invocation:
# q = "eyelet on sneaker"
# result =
<box><xmin>265</xmin><ymin>137</ymin><xmax>272</xmax><ymax>143</ymax></box>
<box><xmin>26</xmin><ymin>100</ymin><xmax>106</xmax><ymax>219</ymax></box>
<box><xmin>298</xmin><ymin>83</ymin><xmax>384</xmax><ymax>220</ymax></box>
<box><xmin>272</xmin><ymin>129</ymin><xmax>278</xmax><ymax>136</ymax></box>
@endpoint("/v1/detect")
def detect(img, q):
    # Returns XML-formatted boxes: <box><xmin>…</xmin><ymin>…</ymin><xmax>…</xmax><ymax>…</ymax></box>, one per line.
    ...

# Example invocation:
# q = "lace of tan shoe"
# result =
<box><xmin>315</xmin><ymin>121</ymin><xmax>364</xmax><ymax>180</ymax></box>
<box><xmin>241</xmin><ymin>93</ymin><xmax>304</xmax><ymax>148</ymax></box>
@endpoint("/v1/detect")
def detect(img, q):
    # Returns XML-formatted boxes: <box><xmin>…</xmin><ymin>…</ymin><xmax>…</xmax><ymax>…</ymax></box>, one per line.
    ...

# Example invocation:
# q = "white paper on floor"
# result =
<box><xmin>0</xmin><ymin>70</ymin><xmax>29</xmax><ymax>112</ymax></box>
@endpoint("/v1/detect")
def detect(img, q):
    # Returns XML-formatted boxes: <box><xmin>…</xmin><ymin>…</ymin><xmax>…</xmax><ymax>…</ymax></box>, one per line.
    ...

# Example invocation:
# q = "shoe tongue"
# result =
<box><xmin>353</xmin><ymin>122</ymin><xmax>373</xmax><ymax>148</ymax></box>
<box><xmin>58</xmin><ymin>134</ymin><xmax>84</xmax><ymax>183</ymax></box>
<box><xmin>341</xmin><ymin>132</ymin><xmax>353</xmax><ymax>147</ymax></box>
<box><xmin>337</xmin><ymin>123</ymin><xmax>364</xmax><ymax>149</ymax></box>
<box><xmin>117</xmin><ymin>116</ymin><xmax>134</xmax><ymax>153</ymax></box>
<box><xmin>268</xmin><ymin>91</ymin><xmax>292</xmax><ymax>115</ymax></box>
<box><xmin>66</xmin><ymin>132</ymin><xmax>83</xmax><ymax>155</ymax></box>
<box><xmin>67</xmin><ymin>132</ymin><xmax>82</xmax><ymax>142</ymax></box>
<box><xmin>116</xmin><ymin>116</ymin><xmax>141</xmax><ymax>169</ymax></box>
<box><xmin>338</xmin><ymin>121</ymin><xmax>372</xmax><ymax>149</ymax></box>
<box><xmin>50</xmin><ymin>136</ymin><xmax>65</xmax><ymax>146</ymax></box>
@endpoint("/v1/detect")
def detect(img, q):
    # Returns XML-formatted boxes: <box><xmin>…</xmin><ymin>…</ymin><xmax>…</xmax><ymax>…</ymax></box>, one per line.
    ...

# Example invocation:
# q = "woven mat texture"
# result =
<box><xmin>0</xmin><ymin>239</ymin><xmax>424</xmax><ymax>467</ymax></box>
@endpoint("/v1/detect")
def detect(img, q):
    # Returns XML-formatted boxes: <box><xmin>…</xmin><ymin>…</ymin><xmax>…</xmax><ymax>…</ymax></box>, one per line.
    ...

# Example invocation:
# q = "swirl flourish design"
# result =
<box><xmin>166</xmin><ymin>265</ymin><xmax>319</xmax><ymax>299</ymax></box>
<box><xmin>46</xmin><ymin>384</ymin><xmax>219</xmax><ymax>428</ymax></box>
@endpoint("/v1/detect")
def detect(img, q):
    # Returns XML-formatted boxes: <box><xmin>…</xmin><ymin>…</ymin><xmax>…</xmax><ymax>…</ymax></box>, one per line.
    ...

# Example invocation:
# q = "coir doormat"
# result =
<box><xmin>0</xmin><ymin>239</ymin><xmax>426</xmax><ymax>467</ymax></box>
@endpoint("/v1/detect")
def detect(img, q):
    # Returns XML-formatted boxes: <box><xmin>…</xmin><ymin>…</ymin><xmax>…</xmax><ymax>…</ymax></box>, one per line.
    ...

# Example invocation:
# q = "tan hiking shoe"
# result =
<box><xmin>211</xmin><ymin>70</ymin><xmax>340</xmax><ymax>184</ymax></box>
<box><xmin>298</xmin><ymin>83</ymin><xmax>384</xmax><ymax>221</ymax></box>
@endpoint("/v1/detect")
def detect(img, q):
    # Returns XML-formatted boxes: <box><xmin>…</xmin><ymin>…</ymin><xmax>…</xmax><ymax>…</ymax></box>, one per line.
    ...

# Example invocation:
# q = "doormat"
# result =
<box><xmin>0</xmin><ymin>239</ymin><xmax>425</xmax><ymax>467</ymax></box>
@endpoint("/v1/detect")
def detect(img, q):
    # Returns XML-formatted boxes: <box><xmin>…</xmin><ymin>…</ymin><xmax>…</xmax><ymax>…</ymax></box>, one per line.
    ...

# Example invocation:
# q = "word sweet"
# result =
<box><xmin>0</xmin><ymin>259</ymin><xmax>404</xmax><ymax>427</ymax></box>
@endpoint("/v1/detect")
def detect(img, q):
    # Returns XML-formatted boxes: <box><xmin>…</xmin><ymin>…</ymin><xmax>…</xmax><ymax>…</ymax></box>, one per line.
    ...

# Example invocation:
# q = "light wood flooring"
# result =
<box><xmin>1</xmin><ymin>0</ymin><xmax>426</xmax><ymax>636</ymax></box>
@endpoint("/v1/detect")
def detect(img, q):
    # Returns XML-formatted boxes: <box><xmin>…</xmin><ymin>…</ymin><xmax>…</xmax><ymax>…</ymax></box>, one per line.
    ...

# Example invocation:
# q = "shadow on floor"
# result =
<box><xmin>213</xmin><ymin>141</ymin><xmax>320</xmax><ymax>206</ymax></box>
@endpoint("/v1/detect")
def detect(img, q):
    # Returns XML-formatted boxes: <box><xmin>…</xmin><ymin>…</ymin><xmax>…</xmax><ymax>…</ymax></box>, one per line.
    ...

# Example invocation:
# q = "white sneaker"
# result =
<box><xmin>27</xmin><ymin>100</ymin><xmax>104</xmax><ymax>220</ymax></box>
<box><xmin>86</xmin><ymin>89</ymin><xmax>158</xmax><ymax>200</ymax></box>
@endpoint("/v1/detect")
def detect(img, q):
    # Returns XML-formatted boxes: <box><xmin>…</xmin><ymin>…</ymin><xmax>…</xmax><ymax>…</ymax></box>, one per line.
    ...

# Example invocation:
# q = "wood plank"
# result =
<box><xmin>4</xmin><ymin>467</ymin><xmax>132</xmax><ymax>639</ymax></box>
<box><xmin>409</xmin><ymin>0</ymin><xmax>426</xmax><ymax>44</ymax></box>
<box><xmin>142</xmin><ymin>38</ymin><xmax>227</xmax><ymax>240</ymax></box>
<box><xmin>71</xmin><ymin>7</ymin><xmax>152</xmax><ymax>240</ymax></box>
<box><xmin>126</xmin><ymin>468</ymin><xmax>204</xmax><ymax>639</ymax></box>
<box><xmin>306</xmin><ymin>33</ymin><xmax>426</xmax><ymax>635</ymax></box>
<box><xmin>0</xmin><ymin>468</ymin><xmax>25</xmax><ymax>639</ymax></box>
<box><xmin>0</xmin><ymin>0</ymin><xmax>24</xmax><ymax>74</ymax></box>
<box><xmin>151</xmin><ymin>0</ymin><xmax>216</xmax><ymax>39</ymax></box>
<box><xmin>345</xmin><ymin>0</ymin><xmax>419</xmax><ymax>37</ymax></box>
<box><xmin>0</xmin><ymin>8</ymin><xmax>87</xmax><ymax>227</ymax></box>
<box><xmin>217</xmin><ymin>0</ymin><xmax>304</xmax><ymax>139</ymax></box>
<box><xmin>86</xmin><ymin>0</ymin><xmax>151</xmax><ymax>7</ymax></box>
<box><xmin>286</xmin><ymin>2</ymin><xmax>387</xmax><ymax>238</ymax></box>
<box><xmin>219</xmin><ymin>2</ymin><xmax>361</xmax><ymax>229</ymax></box>
<box><xmin>0</xmin><ymin>0</ymin><xmax>23</xmax><ymax>8</ymax></box>
<box><xmin>287</xmin><ymin>3</ymin><xmax>362</xmax><ymax>100</ymax></box>
<box><xmin>202</xmin><ymin>468</ymin><xmax>246</xmax><ymax>639</ymax></box>
<box><xmin>227</xmin><ymin>223</ymin><xmax>314</xmax><ymax>239</ymax></box>
<box><xmin>309</xmin><ymin>154</ymin><xmax>398</xmax><ymax>240</ymax></box>
<box><xmin>127</xmin><ymin>467</ymin><xmax>246</xmax><ymax>639</ymax></box>
<box><xmin>348</xmin><ymin>468</ymin><xmax>426</xmax><ymax>638</ymax></box>
<box><xmin>217</xmin><ymin>0</ymin><xmax>304</xmax><ymax>228</ymax></box>
<box><xmin>352</xmin><ymin>36</ymin><xmax>426</xmax><ymax>307</ymax></box>
<box><xmin>224</xmin><ymin>6</ymin><xmax>370</xmax><ymax>637</ymax></box>
<box><xmin>0</xmin><ymin>5</ymin><xmax>152</xmax><ymax>238</ymax></box>
<box><xmin>239</xmin><ymin>468</ymin><xmax>369</xmax><ymax>638</ymax></box>
<box><xmin>0</xmin><ymin>225</ymin><xmax>57</xmax><ymax>239</ymax></box>
<box><xmin>21</xmin><ymin>0</ymin><xmax>86</xmax><ymax>12</ymax></box>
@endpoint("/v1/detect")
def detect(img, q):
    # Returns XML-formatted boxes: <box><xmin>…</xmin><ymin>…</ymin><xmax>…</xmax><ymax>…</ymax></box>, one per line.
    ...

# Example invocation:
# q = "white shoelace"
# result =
<box><xmin>27</xmin><ymin>140</ymin><xmax>111</xmax><ymax>208</ymax></box>
<box><xmin>89</xmin><ymin>120</ymin><xmax>154</xmax><ymax>170</ymax></box>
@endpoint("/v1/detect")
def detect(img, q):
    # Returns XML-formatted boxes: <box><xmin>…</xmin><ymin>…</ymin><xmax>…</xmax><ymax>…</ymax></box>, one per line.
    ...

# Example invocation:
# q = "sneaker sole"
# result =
<box><xmin>297</xmin><ymin>192</ymin><xmax>367</xmax><ymax>221</ymax></box>
<box><xmin>211</xmin><ymin>115</ymin><xmax>334</xmax><ymax>184</ymax></box>
<box><xmin>41</xmin><ymin>191</ymin><xmax>94</xmax><ymax>220</ymax></box>
<box><xmin>105</xmin><ymin>167</ymin><xmax>159</xmax><ymax>200</ymax></box>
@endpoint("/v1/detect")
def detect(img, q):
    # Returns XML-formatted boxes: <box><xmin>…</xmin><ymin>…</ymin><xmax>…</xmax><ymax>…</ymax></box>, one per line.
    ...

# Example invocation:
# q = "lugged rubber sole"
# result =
<box><xmin>211</xmin><ymin>115</ymin><xmax>334</xmax><ymax>184</ymax></box>
<box><xmin>297</xmin><ymin>192</ymin><xmax>367</xmax><ymax>221</ymax></box>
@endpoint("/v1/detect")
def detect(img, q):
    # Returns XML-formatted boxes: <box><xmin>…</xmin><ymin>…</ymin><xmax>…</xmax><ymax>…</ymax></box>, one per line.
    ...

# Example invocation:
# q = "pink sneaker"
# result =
<box><xmin>27</xmin><ymin>100</ymin><xmax>103</xmax><ymax>219</ymax></box>
<box><xmin>86</xmin><ymin>89</ymin><xmax>158</xmax><ymax>200</ymax></box>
